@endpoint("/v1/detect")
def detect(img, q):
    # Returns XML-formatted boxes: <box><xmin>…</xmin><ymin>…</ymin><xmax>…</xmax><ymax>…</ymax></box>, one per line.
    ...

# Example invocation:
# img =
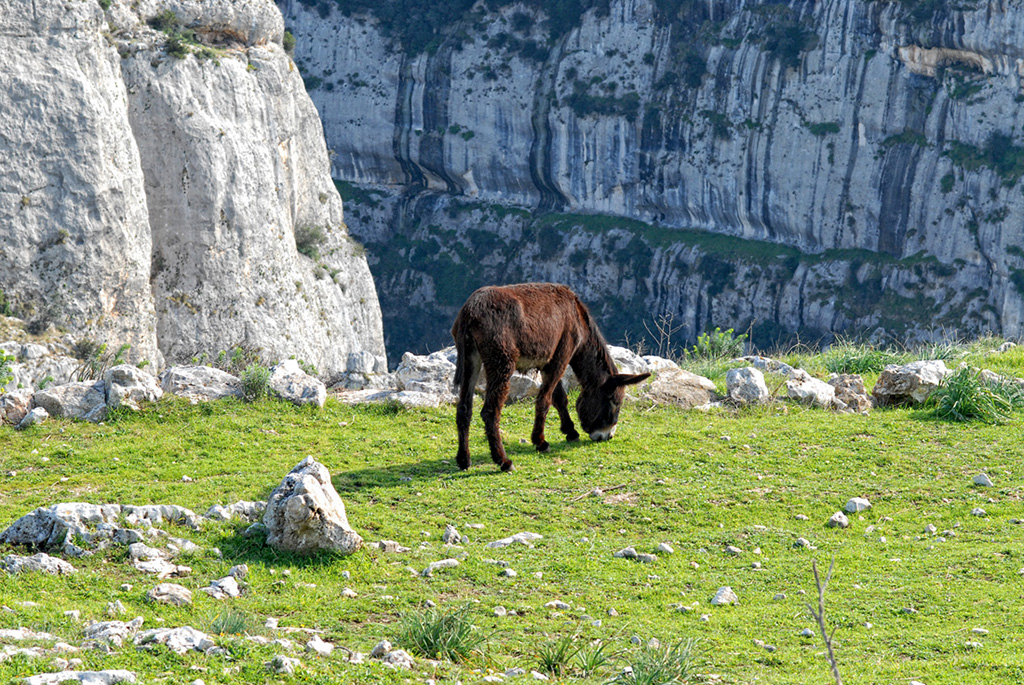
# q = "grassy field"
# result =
<box><xmin>1</xmin><ymin>344</ymin><xmax>1024</xmax><ymax>684</ymax></box>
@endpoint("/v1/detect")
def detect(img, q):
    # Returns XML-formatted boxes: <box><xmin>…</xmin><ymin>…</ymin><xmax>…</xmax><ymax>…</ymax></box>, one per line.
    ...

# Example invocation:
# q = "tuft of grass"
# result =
<box><xmin>576</xmin><ymin>639</ymin><xmax>620</xmax><ymax>679</ymax></box>
<box><xmin>210</xmin><ymin>608</ymin><xmax>255</xmax><ymax>636</ymax></box>
<box><xmin>823</xmin><ymin>340</ymin><xmax>909</xmax><ymax>374</ymax></box>
<box><xmin>612</xmin><ymin>638</ymin><xmax>699</xmax><ymax>685</ymax></box>
<box><xmin>393</xmin><ymin>604</ymin><xmax>486</xmax><ymax>662</ymax></box>
<box><xmin>241</xmin><ymin>363</ymin><xmax>271</xmax><ymax>402</ymax></box>
<box><xmin>537</xmin><ymin>631</ymin><xmax>580</xmax><ymax>676</ymax></box>
<box><xmin>927</xmin><ymin>366</ymin><xmax>1023</xmax><ymax>423</ymax></box>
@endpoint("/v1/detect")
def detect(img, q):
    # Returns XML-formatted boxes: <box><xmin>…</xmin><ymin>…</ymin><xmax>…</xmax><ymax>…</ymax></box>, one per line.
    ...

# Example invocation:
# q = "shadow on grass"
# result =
<box><xmin>330</xmin><ymin>438</ymin><xmax>584</xmax><ymax>492</ymax></box>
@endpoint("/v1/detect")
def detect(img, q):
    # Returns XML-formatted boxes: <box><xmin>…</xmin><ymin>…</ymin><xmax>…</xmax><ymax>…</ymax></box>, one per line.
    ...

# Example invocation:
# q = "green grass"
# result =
<box><xmin>2</xmin><ymin>378</ymin><xmax>1024</xmax><ymax>683</ymax></box>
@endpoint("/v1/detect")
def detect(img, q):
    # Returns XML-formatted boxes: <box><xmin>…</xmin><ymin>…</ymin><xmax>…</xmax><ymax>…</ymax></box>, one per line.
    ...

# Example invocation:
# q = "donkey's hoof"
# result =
<box><xmin>500</xmin><ymin>460</ymin><xmax>515</xmax><ymax>472</ymax></box>
<box><xmin>456</xmin><ymin>455</ymin><xmax>471</xmax><ymax>470</ymax></box>
<box><xmin>565</xmin><ymin>431</ymin><xmax>580</xmax><ymax>442</ymax></box>
<box><xmin>535</xmin><ymin>440</ymin><xmax>550</xmax><ymax>453</ymax></box>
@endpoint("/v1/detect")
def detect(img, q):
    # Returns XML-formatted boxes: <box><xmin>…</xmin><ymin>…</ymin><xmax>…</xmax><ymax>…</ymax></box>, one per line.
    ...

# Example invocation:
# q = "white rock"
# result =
<box><xmin>827</xmin><ymin>512</ymin><xmax>850</xmax><ymax>528</ymax></box>
<box><xmin>17</xmin><ymin>407</ymin><xmax>50</xmax><ymax>430</ymax></box>
<box><xmin>971</xmin><ymin>507</ymin><xmax>986</xmax><ymax>517</ymax></box>
<box><xmin>2</xmin><ymin>553</ymin><xmax>76</xmax><ymax>575</ymax></box>
<box><xmin>305</xmin><ymin>635</ymin><xmax>334</xmax><ymax>657</ymax></box>
<box><xmin>726</xmin><ymin>367</ymin><xmax>770</xmax><ymax>405</ymax></box>
<box><xmin>786</xmin><ymin>369</ymin><xmax>835</xmax><ymax>408</ymax></box>
<box><xmin>800</xmin><ymin>628</ymin><xmax>815</xmax><ymax>637</ymax></box>
<box><xmin>200</xmin><ymin>576</ymin><xmax>241</xmax><ymax>600</ymax></box>
<box><xmin>33</xmin><ymin>381</ymin><xmax>107</xmax><ymax>423</ymax></box>
<box><xmin>269</xmin><ymin>360</ymin><xmax>327</xmax><ymax>408</ymax></box>
<box><xmin>135</xmin><ymin>626</ymin><xmax>216</xmax><ymax>655</ymax></box>
<box><xmin>442</xmin><ymin>524</ymin><xmax>462</xmax><ymax>545</ymax></box>
<box><xmin>656</xmin><ymin>542</ymin><xmax>674</xmax><ymax>554</ymax></box>
<box><xmin>544</xmin><ymin>601</ymin><xmax>571</xmax><ymax>611</ymax></box>
<box><xmin>711</xmin><ymin>587</ymin><xmax>738</xmax><ymax>606</ymax></box>
<box><xmin>421</xmin><ymin>559</ymin><xmax>460</xmax><ymax>577</ymax></box>
<box><xmin>613</xmin><ymin>547</ymin><xmax>638</xmax><ymax>559</ymax></box>
<box><xmin>263</xmin><ymin>457</ymin><xmax>362</xmax><ymax>555</ymax></box>
<box><xmin>845</xmin><ymin>497</ymin><xmax>871</xmax><ymax>513</ymax></box>
<box><xmin>487</xmin><ymin>532</ymin><xmax>543</xmax><ymax>548</ymax></box>
<box><xmin>160</xmin><ymin>367</ymin><xmax>242</xmax><ymax>403</ymax></box>
<box><xmin>725</xmin><ymin>545</ymin><xmax>742</xmax><ymax>555</ymax></box>
<box><xmin>973</xmin><ymin>473</ymin><xmax>994</xmax><ymax>487</ymax></box>
<box><xmin>104</xmin><ymin>365</ymin><xmax>162</xmax><ymax>411</ymax></box>
<box><xmin>146</xmin><ymin>583</ymin><xmax>192</xmax><ymax>607</ymax></box>
<box><xmin>873</xmin><ymin>360</ymin><xmax>950</xmax><ymax>406</ymax></box>
<box><xmin>381</xmin><ymin>648</ymin><xmax>415</xmax><ymax>669</ymax></box>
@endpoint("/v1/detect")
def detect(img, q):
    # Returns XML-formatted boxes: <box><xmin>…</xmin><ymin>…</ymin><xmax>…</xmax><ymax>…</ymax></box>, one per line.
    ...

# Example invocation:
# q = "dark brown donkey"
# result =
<box><xmin>451</xmin><ymin>283</ymin><xmax>650</xmax><ymax>471</ymax></box>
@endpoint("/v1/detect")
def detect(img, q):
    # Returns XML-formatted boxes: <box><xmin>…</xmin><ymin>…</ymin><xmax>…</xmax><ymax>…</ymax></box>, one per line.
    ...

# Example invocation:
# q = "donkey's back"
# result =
<box><xmin>452</xmin><ymin>283</ymin><xmax>587</xmax><ymax>370</ymax></box>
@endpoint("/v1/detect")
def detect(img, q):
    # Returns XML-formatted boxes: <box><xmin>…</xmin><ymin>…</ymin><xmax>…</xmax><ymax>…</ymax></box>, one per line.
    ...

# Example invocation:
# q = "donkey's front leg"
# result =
<box><xmin>552</xmin><ymin>380</ymin><xmax>580</xmax><ymax>442</ymax></box>
<box><xmin>480</xmin><ymin>364</ymin><xmax>514</xmax><ymax>472</ymax></box>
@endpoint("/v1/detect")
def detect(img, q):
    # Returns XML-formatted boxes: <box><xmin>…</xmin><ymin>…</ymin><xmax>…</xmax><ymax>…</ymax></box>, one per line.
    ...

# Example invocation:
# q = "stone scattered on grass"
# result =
<box><xmin>711</xmin><ymin>587</ymin><xmax>738</xmax><ymax>606</ymax></box>
<box><xmin>134</xmin><ymin>626</ymin><xmax>217</xmax><ymax>655</ymax></box>
<box><xmin>420</xmin><ymin>559</ymin><xmax>459</xmax><ymax>577</ymax></box>
<box><xmin>200</xmin><ymin>576</ymin><xmax>240</xmax><ymax>600</ymax></box>
<box><xmin>305</xmin><ymin>635</ymin><xmax>333</xmax><ymax>657</ymax></box>
<box><xmin>793</xmin><ymin>538</ymin><xmax>816</xmax><ymax>549</ymax></box>
<box><xmin>725</xmin><ymin>545</ymin><xmax>742</xmax><ymax>556</ymax></box>
<box><xmin>971</xmin><ymin>508</ymin><xmax>986</xmax><ymax>517</ymax></box>
<box><xmin>845</xmin><ymin>497</ymin><xmax>871</xmax><ymax>513</ymax></box>
<box><xmin>146</xmin><ymin>583</ymin><xmax>192</xmax><ymax>607</ymax></box>
<box><xmin>973</xmin><ymin>473</ymin><xmax>994</xmax><ymax>487</ymax></box>
<box><xmin>487</xmin><ymin>532</ymin><xmax>542</xmax><ymax>548</ymax></box>
<box><xmin>827</xmin><ymin>512</ymin><xmax>850</xmax><ymax>529</ymax></box>
<box><xmin>656</xmin><ymin>542</ymin><xmax>674</xmax><ymax>554</ymax></box>
<box><xmin>925</xmin><ymin>524</ymin><xmax>937</xmax><ymax>535</ymax></box>
<box><xmin>613</xmin><ymin>547</ymin><xmax>638</xmax><ymax>559</ymax></box>
<box><xmin>500</xmin><ymin>568</ymin><xmax>517</xmax><ymax>577</ymax></box>
<box><xmin>544</xmin><ymin>600</ymin><xmax>570</xmax><ymax>611</ymax></box>
<box><xmin>799</xmin><ymin>628</ymin><xmax>815</xmax><ymax>638</ymax></box>
<box><xmin>442</xmin><ymin>524</ymin><xmax>462</xmax><ymax>545</ymax></box>
<box><xmin>378</xmin><ymin>540</ymin><xmax>410</xmax><ymax>553</ymax></box>
<box><xmin>637</xmin><ymin>554</ymin><xmax>657</xmax><ymax>564</ymax></box>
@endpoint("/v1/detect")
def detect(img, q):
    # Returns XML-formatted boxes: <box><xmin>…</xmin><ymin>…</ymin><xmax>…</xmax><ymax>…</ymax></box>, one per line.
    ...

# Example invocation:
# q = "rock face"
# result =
<box><xmin>280</xmin><ymin>0</ymin><xmax>1024</xmax><ymax>362</ymax></box>
<box><xmin>263</xmin><ymin>456</ymin><xmax>363</xmax><ymax>555</ymax></box>
<box><xmin>0</xmin><ymin>0</ymin><xmax>385</xmax><ymax>376</ymax></box>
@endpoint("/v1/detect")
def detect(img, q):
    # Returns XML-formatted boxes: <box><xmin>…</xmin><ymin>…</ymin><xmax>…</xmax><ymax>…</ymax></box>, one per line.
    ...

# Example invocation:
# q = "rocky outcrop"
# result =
<box><xmin>280</xmin><ymin>0</ymin><xmax>1024</xmax><ymax>357</ymax></box>
<box><xmin>1</xmin><ymin>0</ymin><xmax>386</xmax><ymax>377</ymax></box>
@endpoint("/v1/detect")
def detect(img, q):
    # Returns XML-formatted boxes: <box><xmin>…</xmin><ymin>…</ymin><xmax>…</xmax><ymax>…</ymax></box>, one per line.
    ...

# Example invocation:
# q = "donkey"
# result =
<box><xmin>451</xmin><ymin>283</ymin><xmax>650</xmax><ymax>472</ymax></box>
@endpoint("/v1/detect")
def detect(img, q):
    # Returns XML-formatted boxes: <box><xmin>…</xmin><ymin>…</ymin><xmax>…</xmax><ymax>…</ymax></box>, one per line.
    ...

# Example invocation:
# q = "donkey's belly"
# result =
<box><xmin>516</xmin><ymin>356</ymin><xmax>549</xmax><ymax>371</ymax></box>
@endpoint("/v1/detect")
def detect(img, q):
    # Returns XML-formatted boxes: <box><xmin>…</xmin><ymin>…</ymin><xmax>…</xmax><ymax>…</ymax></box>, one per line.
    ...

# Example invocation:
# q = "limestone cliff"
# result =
<box><xmin>0</xmin><ymin>0</ymin><xmax>385</xmax><ymax>376</ymax></box>
<box><xmin>280</xmin><ymin>0</ymin><xmax>1024</xmax><ymax>359</ymax></box>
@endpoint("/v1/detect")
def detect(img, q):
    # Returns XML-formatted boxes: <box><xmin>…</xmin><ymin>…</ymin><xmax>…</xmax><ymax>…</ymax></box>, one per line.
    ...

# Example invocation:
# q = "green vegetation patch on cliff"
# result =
<box><xmin>947</xmin><ymin>132</ymin><xmax>1024</xmax><ymax>187</ymax></box>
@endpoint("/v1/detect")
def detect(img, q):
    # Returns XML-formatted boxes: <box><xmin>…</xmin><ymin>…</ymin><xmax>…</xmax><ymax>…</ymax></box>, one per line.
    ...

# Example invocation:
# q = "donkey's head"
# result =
<box><xmin>576</xmin><ymin>373</ymin><xmax>651</xmax><ymax>441</ymax></box>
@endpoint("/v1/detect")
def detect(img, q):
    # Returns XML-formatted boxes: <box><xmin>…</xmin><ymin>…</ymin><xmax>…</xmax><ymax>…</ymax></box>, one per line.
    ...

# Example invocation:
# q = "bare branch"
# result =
<box><xmin>806</xmin><ymin>557</ymin><xmax>842</xmax><ymax>685</ymax></box>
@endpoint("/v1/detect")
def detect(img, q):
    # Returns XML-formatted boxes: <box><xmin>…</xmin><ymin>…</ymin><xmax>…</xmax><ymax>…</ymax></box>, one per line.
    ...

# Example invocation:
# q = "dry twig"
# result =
<box><xmin>805</xmin><ymin>557</ymin><xmax>842</xmax><ymax>685</ymax></box>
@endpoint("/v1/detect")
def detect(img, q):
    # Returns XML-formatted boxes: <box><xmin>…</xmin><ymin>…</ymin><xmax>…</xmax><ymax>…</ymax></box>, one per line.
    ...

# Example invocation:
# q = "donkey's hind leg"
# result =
<box><xmin>480</xmin><ymin>358</ymin><xmax>515</xmax><ymax>472</ymax></box>
<box><xmin>533</xmin><ymin>369</ymin><xmax>569</xmax><ymax>452</ymax></box>
<box><xmin>455</xmin><ymin>348</ymin><xmax>482</xmax><ymax>470</ymax></box>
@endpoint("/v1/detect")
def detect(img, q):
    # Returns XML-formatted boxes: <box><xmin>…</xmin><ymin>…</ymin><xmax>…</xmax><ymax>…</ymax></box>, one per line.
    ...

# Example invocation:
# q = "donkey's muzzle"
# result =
<box><xmin>588</xmin><ymin>425</ymin><xmax>617</xmax><ymax>442</ymax></box>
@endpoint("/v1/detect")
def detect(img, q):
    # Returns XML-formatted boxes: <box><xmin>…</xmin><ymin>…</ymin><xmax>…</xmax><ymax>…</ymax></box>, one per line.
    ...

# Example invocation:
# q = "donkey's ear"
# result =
<box><xmin>604</xmin><ymin>372</ymin><xmax>651</xmax><ymax>390</ymax></box>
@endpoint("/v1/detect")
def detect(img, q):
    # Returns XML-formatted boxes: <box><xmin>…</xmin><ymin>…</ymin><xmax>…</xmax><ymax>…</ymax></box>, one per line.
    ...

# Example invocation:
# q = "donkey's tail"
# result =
<box><xmin>453</xmin><ymin>313</ymin><xmax>480</xmax><ymax>391</ymax></box>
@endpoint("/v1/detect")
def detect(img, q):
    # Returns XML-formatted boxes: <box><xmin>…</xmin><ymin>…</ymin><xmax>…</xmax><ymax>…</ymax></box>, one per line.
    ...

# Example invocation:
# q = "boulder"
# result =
<box><xmin>263</xmin><ymin>457</ymin><xmax>363</xmax><ymax>555</ymax></box>
<box><xmin>786</xmin><ymin>369</ymin><xmax>835</xmax><ymax>408</ymax></box>
<box><xmin>739</xmin><ymin>356</ymin><xmax>797</xmax><ymax>377</ymax></box>
<box><xmin>160</xmin><ymin>366</ymin><xmax>243</xmax><ymax>402</ymax></box>
<box><xmin>872</xmin><ymin>360</ymin><xmax>950</xmax><ymax>406</ymax></box>
<box><xmin>32</xmin><ymin>381</ymin><xmax>107</xmax><ymax>422</ymax></box>
<box><xmin>726</xmin><ymin>367</ymin><xmax>770</xmax><ymax>405</ymax></box>
<box><xmin>269</xmin><ymin>359</ymin><xmax>327</xmax><ymax>407</ymax></box>
<box><xmin>104</xmin><ymin>365</ymin><xmax>162</xmax><ymax>411</ymax></box>
<box><xmin>395</xmin><ymin>349</ymin><xmax>457</xmax><ymax>398</ymax></box>
<box><xmin>0</xmin><ymin>389</ymin><xmax>33</xmax><ymax>425</ymax></box>
<box><xmin>640</xmin><ymin>367</ymin><xmax>717</xmax><ymax>409</ymax></box>
<box><xmin>829</xmin><ymin>374</ymin><xmax>873</xmax><ymax>413</ymax></box>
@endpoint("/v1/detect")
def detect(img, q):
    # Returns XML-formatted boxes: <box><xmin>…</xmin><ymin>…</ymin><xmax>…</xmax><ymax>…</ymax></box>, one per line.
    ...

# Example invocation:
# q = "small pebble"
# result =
<box><xmin>494</xmin><ymin>606</ymin><xmax>507</xmax><ymax>617</ymax></box>
<box><xmin>799</xmin><ymin>628</ymin><xmax>815</xmax><ymax>638</ymax></box>
<box><xmin>971</xmin><ymin>508</ymin><xmax>986</xmax><ymax>517</ymax></box>
<box><xmin>972</xmin><ymin>628</ymin><xmax>989</xmax><ymax>635</ymax></box>
<box><xmin>773</xmin><ymin>593</ymin><xmax>786</xmax><ymax>600</ymax></box>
